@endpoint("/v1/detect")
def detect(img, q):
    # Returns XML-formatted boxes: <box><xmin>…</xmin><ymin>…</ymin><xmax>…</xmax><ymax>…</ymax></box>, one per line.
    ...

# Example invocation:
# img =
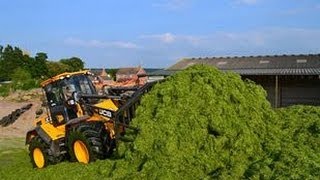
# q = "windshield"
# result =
<box><xmin>44</xmin><ymin>74</ymin><xmax>96</xmax><ymax>106</ymax></box>
<box><xmin>65</xmin><ymin>74</ymin><xmax>96</xmax><ymax>95</ymax></box>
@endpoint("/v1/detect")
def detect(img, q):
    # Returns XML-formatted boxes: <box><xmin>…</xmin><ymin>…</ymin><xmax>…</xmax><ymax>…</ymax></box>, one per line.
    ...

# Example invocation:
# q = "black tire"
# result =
<box><xmin>67</xmin><ymin>122</ymin><xmax>113</xmax><ymax>164</ymax></box>
<box><xmin>1</xmin><ymin>115</ymin><xmax>11</xmax><ymax>127</ymax></box>
<box><xmin>0</xmin><ymin>115</ymin><xmax>9</xmax><ymax>126</ymax></box>
<box><xmin>29</xmin><ymin>136</ymin><xmax>50</xmax><ymax>168</ymax></box>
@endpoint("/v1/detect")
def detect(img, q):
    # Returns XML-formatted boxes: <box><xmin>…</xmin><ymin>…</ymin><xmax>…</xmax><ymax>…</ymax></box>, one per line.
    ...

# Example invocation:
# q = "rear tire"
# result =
<box><xmin>67</xmin><ymin>122</ymin><xmax>113</xmax><ymax>164</ymax></box>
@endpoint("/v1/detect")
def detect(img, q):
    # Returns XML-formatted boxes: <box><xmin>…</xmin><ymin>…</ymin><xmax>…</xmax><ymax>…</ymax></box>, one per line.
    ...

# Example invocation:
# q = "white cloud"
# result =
<box><xmin>64</xmin><ymin>37</ymin><xmax>139</xmax><ymax>49</ymax></box>
<box><xmin>140</xmin><ymin>33</ymin><xmax>176</xmax><ymax>43</ymax></box>
<box><xmin>152</xmin><ymin>0</ymin><xmax>190</xmax><ymax>10</ymax></box>
<box><xmin>139</xmin><ymin>28</ymin><xmax>320</xmax><ymax>59</ymax></box>
<box><xmin>60</xmin><ymin>28</ymin><xmax>320</xmax><ymax>67</ymax></box>
<box><xmin>110</xmin><ymin>41</ymin><xmax>139</xmax><ymax>49</ymax></box>
<box><xmin>140</xmin><ymin>33</ymin><xmax>202</xmax><ymax>45</ymax></box>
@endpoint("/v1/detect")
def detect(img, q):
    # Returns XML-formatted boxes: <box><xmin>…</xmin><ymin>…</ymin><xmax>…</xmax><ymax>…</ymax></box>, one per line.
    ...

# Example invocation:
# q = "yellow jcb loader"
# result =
<box><xmin>25</xmin><ymin>70</ymin><xmax>156</xmax><ymax>168</ymax></box>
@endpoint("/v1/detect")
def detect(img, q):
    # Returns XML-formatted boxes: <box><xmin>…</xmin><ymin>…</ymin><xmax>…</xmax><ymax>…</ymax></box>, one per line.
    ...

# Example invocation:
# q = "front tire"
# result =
<box><xmin>67</xmin><ymin>122</ymin><xmax>113</xmax><ymax>164</ymax></box>
<box><xmin>29</xmin><ymin>136</ymin><xmax>50</xmax><ymax>168</ymax></box>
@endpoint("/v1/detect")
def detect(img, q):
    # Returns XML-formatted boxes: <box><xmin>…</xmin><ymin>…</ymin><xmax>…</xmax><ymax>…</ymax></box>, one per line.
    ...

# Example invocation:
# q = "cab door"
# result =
<box><xmin>44</xmin><ymin>83</ymin><xmax>70</xmax><ymax>126</ymax></box>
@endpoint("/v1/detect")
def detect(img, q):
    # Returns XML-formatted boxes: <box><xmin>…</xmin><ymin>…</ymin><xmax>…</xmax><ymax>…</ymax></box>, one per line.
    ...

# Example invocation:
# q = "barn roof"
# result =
<box><xmin>165</xmin><ymin>54</ymin><xmax>320</xmax><ymax>75</ymax></box>
<box><xmin>88</xmin><ymin>68</ymin><xmax>103</xmax><ymax>76</ymax></box>
<box><xmin>116</xmin><ymin>67</ymin><xmax>145</xmax><ymax>75</ymax></box>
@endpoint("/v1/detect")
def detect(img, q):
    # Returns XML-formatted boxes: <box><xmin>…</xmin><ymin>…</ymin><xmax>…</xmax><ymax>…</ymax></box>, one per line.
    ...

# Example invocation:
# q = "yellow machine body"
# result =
<box><xmin>29</xmin><ymin>99</ymin><xmax>119</xmax><ymax>142</ymax></box>
<box><xmin>26</xmin><ymin>70</ymin><xmax>153</xmax><ymax>168</ymax></box>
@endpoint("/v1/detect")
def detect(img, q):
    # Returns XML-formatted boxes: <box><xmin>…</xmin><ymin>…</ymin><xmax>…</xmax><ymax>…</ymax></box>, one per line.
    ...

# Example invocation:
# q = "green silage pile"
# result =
<box><xmin>273</xmin><ymin>106</ymin><xmax>320</xmax><ymax>178</ymax></box>
<box><xmin>110</xmin><ymin>65</ymin><xmax>282</xmax><ymax>179</ymax></box>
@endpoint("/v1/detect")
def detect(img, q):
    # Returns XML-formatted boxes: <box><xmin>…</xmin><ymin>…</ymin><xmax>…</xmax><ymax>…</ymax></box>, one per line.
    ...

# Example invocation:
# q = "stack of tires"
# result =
<box><xmin>0</xmin><ymin>103</ymin><xmax>32</xmax><ymax>127</ymax></box>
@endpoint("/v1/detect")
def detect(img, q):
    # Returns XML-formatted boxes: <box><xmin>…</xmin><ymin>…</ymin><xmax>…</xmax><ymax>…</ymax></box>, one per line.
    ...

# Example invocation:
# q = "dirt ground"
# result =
<box><xmin>0</xmin><ymin>100</ymin><xmax>41</xmax><ymax>138</ymax></box>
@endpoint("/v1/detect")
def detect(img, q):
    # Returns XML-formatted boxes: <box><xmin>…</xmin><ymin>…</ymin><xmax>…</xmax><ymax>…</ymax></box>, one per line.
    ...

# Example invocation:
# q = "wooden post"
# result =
<box><xmin>275</xmin><ymin>75</ymin><xmax>279</xmax><ymax>108</ymax></box>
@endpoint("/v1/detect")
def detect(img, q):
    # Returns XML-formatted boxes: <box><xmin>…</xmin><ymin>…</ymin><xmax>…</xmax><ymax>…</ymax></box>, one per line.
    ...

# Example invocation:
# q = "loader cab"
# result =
<box><xmin>43</xmin><ymin>73</ymin><xmax>96</xmax><ymax>126</ymax></box>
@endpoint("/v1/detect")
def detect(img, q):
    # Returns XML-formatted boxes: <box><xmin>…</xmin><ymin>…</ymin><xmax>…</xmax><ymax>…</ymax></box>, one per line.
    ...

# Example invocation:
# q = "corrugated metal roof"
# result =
<box><xmin>148</xmin><ymin>68</ymin><xmax>320</xmax><ymax>76</ymax></box>
<box><xmin>166</xmin><ymin>54</ymin><xmax>320</xmax><ymax>75</ymax></box>
<box><xmin>148</xmin><ymin>69</ymin><xmax>177</xmax><ymax>76</ymax></box>
<box><xmin>224</xmin><ymin>68</ymin><xmax>320</xmax><ymax>75</ymax></box>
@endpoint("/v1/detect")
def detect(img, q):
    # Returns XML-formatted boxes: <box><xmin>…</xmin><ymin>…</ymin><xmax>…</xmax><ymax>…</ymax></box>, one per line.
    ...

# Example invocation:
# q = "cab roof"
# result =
<box><xmin>40</xmin><ymin>70</ymin><xmax>92</xmax><ymax>87</ymax></box>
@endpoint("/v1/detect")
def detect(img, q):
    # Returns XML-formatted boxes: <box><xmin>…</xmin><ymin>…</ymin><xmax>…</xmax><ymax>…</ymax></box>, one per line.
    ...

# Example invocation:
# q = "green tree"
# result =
<box><xmin>11</xmin><ymin>68</ymin><xmax>38</xmax><ymax>90</ymax></box>
<box><xmin>28</xmin><ymin>52</ymin><xmax>49</xmax><ymax>79</ymax></box>
<box><xmin>0</xmin><ymin>45</ymin><xmax>27</xmax><ymax>81</ymax></box>
<box><xmin>47</xmin><ymin>61</ymin><xmax>70</xmax><ymax>77</ymax></box>
<box><xmin>0</xmin><ymin>45</ymin><xmax>4</xmax><ymax>81</ymax></box>
<box><xmin>11</xmin><ymin>67</ymin><xmax>31</xmax><ymax>82</ymax></box>
<box><xmin>60</xmin><ymin>57</ymin><xmax>84</xmax><ymax>72</ymax></box>
<box><xmin>0</xmin><ymin>44</ymin><xmax>86</xmax><ymax>83</ymax></box>
<box><xmin>0</xmin><ymin>45</ymin><xmax>3</xmax><ymax>59</ymax></box>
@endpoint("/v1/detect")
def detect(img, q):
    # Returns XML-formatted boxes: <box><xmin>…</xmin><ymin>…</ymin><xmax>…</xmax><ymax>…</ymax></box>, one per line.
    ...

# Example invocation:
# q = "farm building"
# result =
<box><xmin>88</xmin><ymin>68</ymin><xmax>113</xmax><ymax>87</ymax></box>
<box><xmin>116</xmin><ymin>66</ymin><xmax>147</xmax><ymax>82</ymax></box>
<box><xmin>149</xmin><ymin>54</ymin><xmax>320</xmax><ymax>107</ymax></box>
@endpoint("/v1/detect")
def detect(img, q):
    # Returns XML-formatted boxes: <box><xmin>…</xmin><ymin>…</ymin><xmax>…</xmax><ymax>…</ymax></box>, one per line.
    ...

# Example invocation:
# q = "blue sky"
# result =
<box><xmin>1</xmin><ymin>0</ymin><xmax>320</xmax><ymax>68</ymax></box>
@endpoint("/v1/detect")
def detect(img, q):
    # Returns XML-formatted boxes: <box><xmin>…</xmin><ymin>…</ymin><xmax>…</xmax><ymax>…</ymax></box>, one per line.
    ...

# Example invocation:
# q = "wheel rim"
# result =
<box><xmin>73</xmin><ymin>140</ymin><xmax>89</xmax><ymax>164</ymax></box>
<box><xmin>33</xmin><ymin>148</ymin><xmax>45</xmax><ymax>168</ymax></box>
